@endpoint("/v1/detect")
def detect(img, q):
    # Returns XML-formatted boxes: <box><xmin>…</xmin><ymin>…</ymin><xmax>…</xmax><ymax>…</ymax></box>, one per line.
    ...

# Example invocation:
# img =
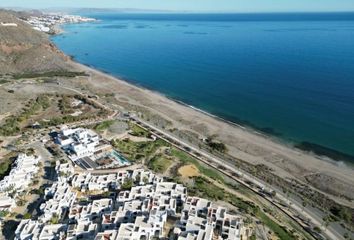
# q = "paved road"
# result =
<box><xmin>26</xmin><ymin>141</ymin><xmax>56</xmax><ymax>182</ymax></box>
<box><xmin>75</xmin><ymin>163</ymin><xmax>144</xmax><ymax>175</ymax></box>
<box><xmin>40</xmin><ymin>81</ymin><xmax>346</xmax><ymax>239</ymax></box>
<box><xmin>130</xmin><ymin>116</ymin><xmax>343</xmax><ymax>240</ymax></box>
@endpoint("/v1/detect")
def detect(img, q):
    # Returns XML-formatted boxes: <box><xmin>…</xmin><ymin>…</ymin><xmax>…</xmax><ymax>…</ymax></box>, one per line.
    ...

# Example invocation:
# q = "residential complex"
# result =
<box><xmin>0</xmin><ymin>126</ymin><xmax>247</xmax><ymax>240</ymax></box>
<box><xmin>175</xmin><ymin>197</ymin><xmax>244</xmax><ymax>240</ymax></box>
<box><xmin>0</xmin><ymin>154</ymin><xmax>40</xmax><ymax>211</ymax></box>
<box><xmin>14</xmin><ymin>160</ymin><xmax>246</xmax><ymax>240</ymax></box>
<box><xmin>0</xmin><ymin>153</ymin><xmax>40</xmax><ymax>192</ymax></box>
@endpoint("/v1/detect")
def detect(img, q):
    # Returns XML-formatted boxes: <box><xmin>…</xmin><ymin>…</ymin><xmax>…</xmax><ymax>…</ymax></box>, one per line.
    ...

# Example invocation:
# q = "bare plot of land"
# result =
<box><xmin>178</xmin><ymin>164</ymin><xmax>200</xmax><ymax>178</ymax></box>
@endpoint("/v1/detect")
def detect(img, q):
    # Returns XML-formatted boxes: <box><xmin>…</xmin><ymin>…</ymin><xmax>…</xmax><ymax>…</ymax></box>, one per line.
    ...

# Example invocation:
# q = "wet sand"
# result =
<box><xmin>69</xmin><ymin>61</ymin><xmax>354</xmax><ymax>207</ymax></box>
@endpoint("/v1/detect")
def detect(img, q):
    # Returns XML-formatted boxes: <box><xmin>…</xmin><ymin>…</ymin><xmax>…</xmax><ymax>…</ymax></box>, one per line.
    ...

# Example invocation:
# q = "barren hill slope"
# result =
<box><xmin>0</xmin><ymin>9</ymin><xmax>72</xmax><ymax>74</ymax></box>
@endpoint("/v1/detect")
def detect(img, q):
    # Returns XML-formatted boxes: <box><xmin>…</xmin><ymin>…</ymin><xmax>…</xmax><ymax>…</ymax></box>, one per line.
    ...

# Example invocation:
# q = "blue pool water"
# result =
<box><xmin>52</xmin><ymin>13</ymin><xmax>354</xmax><ymax>159</ymax></box>
<box><xmin>111</xmin><ymin>150</ymin><xmax>130</xmax><ymax>165</ymax></box>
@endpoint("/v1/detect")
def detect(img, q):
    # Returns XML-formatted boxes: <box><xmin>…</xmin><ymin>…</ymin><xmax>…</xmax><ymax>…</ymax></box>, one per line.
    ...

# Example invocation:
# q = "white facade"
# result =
<box><xmin>0</xmin><ymin>154</ymin><xmax>40</xmax><ymax>192</ymax></box>
<box><xmin>15</xmin><ymin>220</ymin><xmax>43</xmax><ymax>240</ymax></box>
<box><xmin>15</xmin><ymin>220</ymin><xmax>67</xmax><ymax>240</ymax></box>
<box><xmin>57</xmin><ymin>127</ymin><xmax>100</xmax><ymax>161</ymax></box>
<box><xmin>39</xmin><ymin>224</ymin><xmax>67</xmax><ymax>240</ymax></box>
<box><xmin>0</xmin><ymin>195</ymin><xmax>16</xmax><ymax>211</ymax></box>
<box><xmin>176</xmin><ymin>197</ymin><xmax>243</xmax><ymax>240</ymax></box>
<box><xmin>14</xmin><ymin>164</ymin><xmax>246</xmax><ymax>240</ymax></box>
<box><xmin>116</xmin><ymin>216</ymin><xmax>162</xmax><ymax>240</ymax></box>
<box><xmin>40</xmin><ymin>181</ymin><xmax>76</xmax><ymax>223</ymax></box>
<box><xmin>66</xmin><ymin>220</ymin><xmax>98</xmax><ymax>240</ymax></box>
<box><xmin>69</xmin><ymin>198</ymin><xmax>113</xmax><ymax>222</ymax></box>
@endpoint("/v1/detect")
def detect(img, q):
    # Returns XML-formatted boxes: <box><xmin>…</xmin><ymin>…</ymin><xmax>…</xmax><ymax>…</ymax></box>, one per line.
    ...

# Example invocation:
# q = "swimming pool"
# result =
<box><xmin>110</xmin><ymin>150</ymin><xmax>130</xmax><ymax>166</ymax></box>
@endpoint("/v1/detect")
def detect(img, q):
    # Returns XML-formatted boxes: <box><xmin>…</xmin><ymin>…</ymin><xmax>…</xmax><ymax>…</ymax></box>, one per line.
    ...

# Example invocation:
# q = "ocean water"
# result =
<box><xmin>52</xmin><ymin>13</ymin><xmax>354</xmax><ymax>159</ymax></box>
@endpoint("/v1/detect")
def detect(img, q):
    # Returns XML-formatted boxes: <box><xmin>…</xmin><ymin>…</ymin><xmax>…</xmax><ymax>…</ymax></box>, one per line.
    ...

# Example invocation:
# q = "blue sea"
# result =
<box><xmin>52</xmin><ymin>13</ymin><xmax>354</xmax><ymax>159</ymax></box>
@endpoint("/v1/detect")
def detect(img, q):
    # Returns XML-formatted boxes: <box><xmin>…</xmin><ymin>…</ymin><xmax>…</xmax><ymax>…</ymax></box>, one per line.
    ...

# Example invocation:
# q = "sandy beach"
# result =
<box><xmin>64</xmin><ymin>61</ymin><xmax>354</xmax><ymax>207</ymax></box>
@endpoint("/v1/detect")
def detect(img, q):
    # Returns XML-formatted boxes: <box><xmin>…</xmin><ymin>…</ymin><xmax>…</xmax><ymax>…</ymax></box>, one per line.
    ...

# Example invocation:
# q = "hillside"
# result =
<box><xmin>0</xmin><ymin>10</ymin><xmax>72</xmax><ymax>74</ymax></box>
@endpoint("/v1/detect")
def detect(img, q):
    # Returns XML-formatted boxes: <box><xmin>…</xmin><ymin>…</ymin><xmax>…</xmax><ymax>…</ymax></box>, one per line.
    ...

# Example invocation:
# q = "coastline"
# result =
<box><xmin>51</xmin><ymin>23</ymin><xmax>354</xmax><ymax>164</ymax></box>
<box><xmin>49</xmin><ymin>23</ymin><xmax>354</xmax><ymax>205</ymax></box>
<box><xmin>2</xmin><ymin>9</ymin><xmax>353</xmax><ymax>238</ymax></box>
<box><xmin>72</xmin><ymin>60</ymin><xmax>354</xmax><ymax>185</ymax></box>
<box><xmin>51</xmin><ymin>24</ymin><xmax>65</xmax><ymax>35</ymax></box>
<box><xmin>173</xmin><ymin>100</ymin><xmax>354</xmax><ymax>167</ymax></box>
<box><xmin>75</xmin><ymin>61</ymin><xmax>354</xmax><ymax>168</ymax></box>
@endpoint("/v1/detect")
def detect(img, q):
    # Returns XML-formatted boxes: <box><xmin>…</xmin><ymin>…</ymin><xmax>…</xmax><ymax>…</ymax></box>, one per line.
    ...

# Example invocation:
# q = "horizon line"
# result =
<box><xmin>2</xmin><ymin>7</ymin><xmax>354</xmax><ymax>14</ymax></box>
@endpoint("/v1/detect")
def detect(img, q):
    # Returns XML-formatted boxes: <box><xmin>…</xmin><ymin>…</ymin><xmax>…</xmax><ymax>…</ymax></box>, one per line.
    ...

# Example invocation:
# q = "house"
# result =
<box><xmin>175</xmin><ymin>197</ymin><xmax>244</xmax><ymax>240</ymax></box>
<box><xmin>0</xmin><ymin>195</ymin><xmax>16</xmax><ymax>211</ymax></box>
<box><xmin>38</xmin><ymin>224</ymin><xmax>67</xmax><ymax>240</ymax></box>
<box><xmin>15</xmin><ymin>220</ymin><xmax>43</xmax><ymax>240</ymax></box>
<box><xmin>116</xmin><ymin>216</ymin><xmax>162</xmax><ymax>240</ymax></box>
<box><xmin>0</xmin><ymin>154</ymin><xmax>40</xmax><ymax>191</ymax></box>
<box><xmin>40</xmin><ymin>182</ymin><xmax>76</xmax><ymax>223</ymax></box>
<box><xmin>66</xmin><ymin>220</ymin><xmax>98</xmax><ymax>240</ymax></box>
<box><xmin>57</xmin><ymin>127</ymin><xmax>99</xmax><ymax>161</ymax></box>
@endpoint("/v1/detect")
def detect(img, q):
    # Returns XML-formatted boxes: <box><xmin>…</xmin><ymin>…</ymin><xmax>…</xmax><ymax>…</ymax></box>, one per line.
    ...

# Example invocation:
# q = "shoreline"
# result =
<box><xmin>51</xmin><ymin>24</ymin><xmax>65</xmax><ymax>35</ymax></box>
<box><xmin>51</xmin><ymin>26</ymin><xmax>354</xmax><ymax>166</ymax></box>
<box><xmin>51</xmin><ymin>14</ymin><xmax>354</xmax><ymax>164</ymax></box>
<box><xmin>49</xmin><ymin>20</ymin><xmax>354</xmax><ymax>205</ymax></box>
<box><xmin>173</xmin><ymin>100</ymin><xmax>354</xmax><ymax>167</ymax></box>
<box><xmin>71</xmin><ymin>60</ymin><xmax>354</xmax><ymax>206</ymax></box>
<box><xmin>73</xmin><ymin>61</ymin><xmax>354</xmax><ymax>169</ymax></box>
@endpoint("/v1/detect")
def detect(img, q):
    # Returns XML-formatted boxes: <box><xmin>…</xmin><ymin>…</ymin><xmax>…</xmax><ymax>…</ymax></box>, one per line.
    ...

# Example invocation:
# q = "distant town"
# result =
<box><xmin>21</xmin><ymin>13</ymin><xmax>96</xmax><ymax>33</ymax></box>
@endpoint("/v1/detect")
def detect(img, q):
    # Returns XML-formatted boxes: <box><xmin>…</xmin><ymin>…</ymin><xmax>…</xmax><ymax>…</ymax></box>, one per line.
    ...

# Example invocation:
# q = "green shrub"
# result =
<box><xmin>23</xmin><ymin>213</ymin><xmax>32</xmax><ymax>219</ymax></box>
<box><xmin>13</xmin><ymin>71</ymin><xmax>88</xmax><ymax>79</ymax></box>
<box><xmin>171</xmin><ymin>149</ymin><xmax>224</xmax><ymax>182</ymax></box>
<box><xmin>95</xmin><ymin>120</ymin><xmax>115</xmax><ymax>131</ymax></box>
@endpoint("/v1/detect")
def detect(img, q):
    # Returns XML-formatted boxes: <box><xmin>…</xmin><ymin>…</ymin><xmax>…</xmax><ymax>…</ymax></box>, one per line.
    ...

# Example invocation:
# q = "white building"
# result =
<box><xmin>0</xmin><ymin>195</ymin><xmax>16</xmax><ymax>211</ymax></box>
<box><xmin>14</xmin><ymin>165</ymin><xmax>246</xmax><ymax>240</ymax></box>
<box><xmin>15</xmin><ymin>220</ymin><xmax>43</xmax><ymax>240</ymax></box>
<box><xmin>116</xmin><ymin>216</ymin><xmax>163</xmax><ymax>240</ymax></box>
<box><xmin>0</xmin><ymin>154</ymin><xmax>40</xmax><ymax>192</ymax></box>
<box><xmin>114</xmin><ymin>179</ymin><xmax>187</xmax><ymax>239</ymax></box>
<box><xmin>176</xmin><ymin>197</ymin><xmax>244</xmax><ymax>240</ymax></box>
<box><xmin>69</xmin><ymin>198</ymin><xmax>113</xmax><ymax>222</ymax></box>
<box><xmin>15</xmin><ymin>220</ymin><xmax>67</xmax><ymax>240</ymax></box>
<box><xmin>57</xmin><ymin>127</ymin><xmax>100</xmax><ymax>161</ymax></box>
<box><xmin>66</xmin><ymin>220</ymin><xmax>98</xmax><ymax>240</ymax></box>
<box><xmin>71</xmin><ymin>171</ymin><xmax>128</xmax><ymax>192</ymax></box>
<box><xmin>40</xmin><ymin>181</ymin><xmax>76</xmax><ymax>223</ymax></box>
<box><xmin>56</xmin><ymin>162</ymin><xmax>74</xmax><ymax>181</ymax></box>
<box><xmin>38</xmin><ymin>224</ymin><xmax>67</xmax><ymax>240</ymax></box>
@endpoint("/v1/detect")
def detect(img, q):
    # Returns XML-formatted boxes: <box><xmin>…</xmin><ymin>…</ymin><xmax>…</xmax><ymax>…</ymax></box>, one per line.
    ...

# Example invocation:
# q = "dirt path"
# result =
<box><xmin>72</xmin><ymin>61</ymin><xmax>354</xmax><ymax>207</ymax></box>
